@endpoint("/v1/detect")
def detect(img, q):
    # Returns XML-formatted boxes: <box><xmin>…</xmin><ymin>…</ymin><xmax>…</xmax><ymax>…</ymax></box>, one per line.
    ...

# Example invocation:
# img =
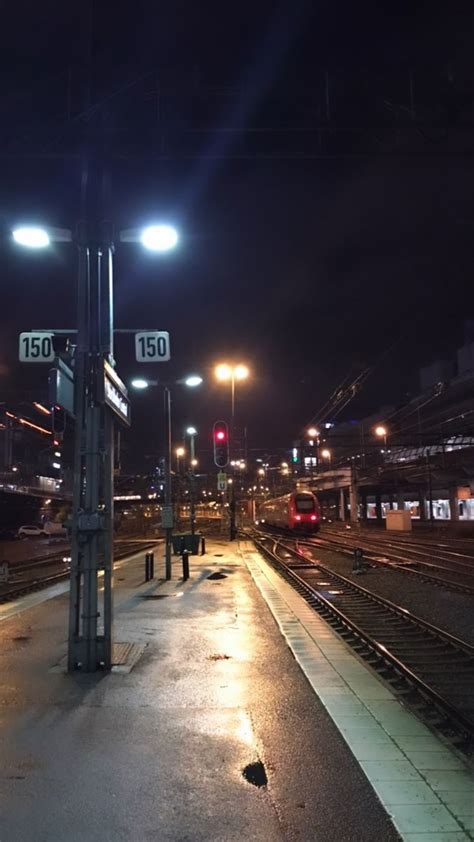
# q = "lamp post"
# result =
<box><xmin>306</xmin><ymin>427</ymin><xmax>320</xmax><ymax>478</ymax></box>
<box><xmin>13</xmin><ymin>220</ymin><xmax>179</xmax><ymax>672</ymax></box>
<box><xmin>214</xmin><ymin>363</ymin><xmax>249</xmax><ymax>423</ymax></box>
<box><xmin>176</xmin><ymin>446</ymin><xmax>185</xmax><ymax>474</ymax></box>
<box><xmin>214</xmin><ymin>363</ymin><xmax>249</xmax><ymax>540</ymax></box>
<box><xmin>186</xmin><ymin>426</ymin><xmax>198</xmax><ymax>535</ymax></box>
<box><xmin>131</xmin><ymin>375</ymin><xmax>202</xmax><ymax>578</ymax></box>
<box><xmin>374</xmin><ymin>424</ymin><xmax>388</xmax><ymax>451</ymax></box>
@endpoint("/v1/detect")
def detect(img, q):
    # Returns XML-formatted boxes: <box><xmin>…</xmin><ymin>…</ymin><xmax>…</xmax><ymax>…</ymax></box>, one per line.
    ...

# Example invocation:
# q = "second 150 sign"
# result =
<box><xmin>135</xmin><ymin>331</ymin><xmax>170</xmax><ymax>362</ymax></box>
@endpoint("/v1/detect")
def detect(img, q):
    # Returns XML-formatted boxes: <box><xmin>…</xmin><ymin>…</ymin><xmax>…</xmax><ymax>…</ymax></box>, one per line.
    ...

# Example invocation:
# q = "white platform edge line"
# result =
<box><xmin>241</xmin><ymin>546</ymin><xmax>472</xmax><ymax>841</ymax></box>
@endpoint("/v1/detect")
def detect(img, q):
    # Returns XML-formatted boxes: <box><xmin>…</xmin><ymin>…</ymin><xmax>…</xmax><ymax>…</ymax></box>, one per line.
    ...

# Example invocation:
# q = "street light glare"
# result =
<box><xmin>140</xmin><ymin>224</ymin><xmax>179</xmax><ymax>252</ymax></box>
<box><xmin>12</xmin><ymin>226</ymin><xmax>50</xmax><ymax>248</ymax></box>
<box><xmin>176</xmin><ymin>447</ymin><xmax>185</xmax><ymax>457</ymax></box>
<box><xmin>215</xmin><ymin>363</ymin><xmax>232</xmax><ymax>381</ymax></box>
<box><xmin>321</xmin><ymin>448</ymin><xmax>331</xmax><ymax>459</ymax></box>
<box><xmin>375</xmin><ymin>425</ymin><xmax>387</xmax><ymax>437</ymax></box>
<box><xmin>186</xmin><ymin>426</ymin><xmax>197</xmax><ymax>436</ymax></box>
<box><xmin>131</xmin><ymin>378</ymin><xmax>149</xmax><ymax>390</ymax></box>
<box><xmin>185</xmin><ymin>375</ymin><xmax>203</xmax><ymax>388</ymax></box>
<box><xmin>234</xmin><ymin>364</ymin><xmax>249</xmax><ymax>380</ymax></box>
<box><xmin>307</xmin><ymin>427</ymin><xmax>319</xmax><ymax>438</ymax></box>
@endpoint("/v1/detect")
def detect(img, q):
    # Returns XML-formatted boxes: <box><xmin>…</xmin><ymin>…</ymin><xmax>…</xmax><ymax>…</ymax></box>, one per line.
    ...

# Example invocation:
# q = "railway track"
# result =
<box><xmin>302</xmin><ymin>529</ymin><xmax>474</xmax><ymax>596</ymax></box>
<box><xmin>251</xmin><ymin>530</ymin><xmax>474</xmax><ymax>749</ymax></box>
<box><xmin>0</xmin><ymin>540</ymin><xmax>159</xmax><ymax>604</ymax></box>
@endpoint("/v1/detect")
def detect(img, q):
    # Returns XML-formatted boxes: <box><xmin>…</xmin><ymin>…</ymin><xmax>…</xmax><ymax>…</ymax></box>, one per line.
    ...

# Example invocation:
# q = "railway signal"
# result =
<box><xmin>213</xmin><ymin>421</ymin><xmax>229</xmax><ymax>468</ymax></box>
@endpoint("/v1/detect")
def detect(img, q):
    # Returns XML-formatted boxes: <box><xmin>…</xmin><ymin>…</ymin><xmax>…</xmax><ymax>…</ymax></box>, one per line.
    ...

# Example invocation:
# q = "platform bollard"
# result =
<box><xmin>145</xmin><ymin>551</ymin><xmax>154</xmax><ymax>581</ymax></box>
<box><xmin>182</xmin><ymin>549</ymin><xmax>190</xmax><ymax>581</ymax></box>
<box><xmin>353</xmin><ymin>547</ymin><xmax>364</xmax><ymax>574</ymax></box>
<box><xmin>201</xmin><ymin>536</ymin><xmax>206</xmax><ymax>555</ymax></box>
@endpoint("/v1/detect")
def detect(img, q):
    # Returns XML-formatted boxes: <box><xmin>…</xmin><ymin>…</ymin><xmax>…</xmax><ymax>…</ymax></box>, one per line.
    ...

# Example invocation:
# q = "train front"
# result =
<box><xmin>289</xmin><ymin>491</ymin><xmax>320</xmax><ymax>532</ymax></box>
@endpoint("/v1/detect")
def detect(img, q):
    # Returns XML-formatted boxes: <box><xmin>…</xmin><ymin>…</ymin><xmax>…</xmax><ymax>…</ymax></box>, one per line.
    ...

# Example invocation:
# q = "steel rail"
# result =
<box><xmin>250</xmin><ymin>530</ymin><xmax>474</xmax><ymax>745</ymax></box>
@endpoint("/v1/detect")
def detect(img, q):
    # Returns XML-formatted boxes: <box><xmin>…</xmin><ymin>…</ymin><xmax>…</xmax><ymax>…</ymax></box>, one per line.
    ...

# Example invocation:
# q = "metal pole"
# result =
<box><xmin>99</xmin><ymin>235</ymin><xmax>114</xmax><ymax>670</ymax></box>
<box><xmin>68</xmin><ymin>236</ymin><xmax>89</xmax><ymax>670</ymax></box>
<box><xmin>189</xmin><ymin>434</ymin><xmax>196</xmax><ymax>535</ymax></box>
<box><xmin>231</xmin><ymin>373</ymin><xmax>235</xmax><ymax>423</ymax></box>
<box><xmin>229</xmin><ymin>373</ymin><xmax>236</xmax><ymax>540</ymax></box>
<box><xmin>164</xmin><ymin>386</ymin><xmax>172</xmax><ymax>579</ymax></box>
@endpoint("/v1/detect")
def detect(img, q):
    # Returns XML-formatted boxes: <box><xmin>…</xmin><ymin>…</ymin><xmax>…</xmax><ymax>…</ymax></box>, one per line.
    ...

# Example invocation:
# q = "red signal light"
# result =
<box><xmin>213</xmin><ymin>421</ymin><xmax>229</xmax><ymax>467</ymax></box>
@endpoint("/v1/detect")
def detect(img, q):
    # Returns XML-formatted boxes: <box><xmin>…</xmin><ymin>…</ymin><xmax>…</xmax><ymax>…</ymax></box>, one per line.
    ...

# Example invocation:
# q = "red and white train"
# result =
<box><xmin>258</xmin><ymin>490</ymin><xmax>321</xmax><ymax>533</ymax></box>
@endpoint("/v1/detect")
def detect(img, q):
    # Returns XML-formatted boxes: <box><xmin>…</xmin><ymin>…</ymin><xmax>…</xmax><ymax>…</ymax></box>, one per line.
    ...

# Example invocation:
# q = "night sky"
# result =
<box><xmin>1</xmin><ymin>2</ymin><xmax>474</xmax><ymax>469</ymax></box>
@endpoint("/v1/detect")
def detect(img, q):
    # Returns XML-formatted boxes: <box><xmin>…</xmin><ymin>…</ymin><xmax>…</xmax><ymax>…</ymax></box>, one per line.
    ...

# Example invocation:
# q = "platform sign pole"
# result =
<box><xmin>67</xmin><ymin>216</ymin><xmax>118</xmax><ymax>672</ymax></box>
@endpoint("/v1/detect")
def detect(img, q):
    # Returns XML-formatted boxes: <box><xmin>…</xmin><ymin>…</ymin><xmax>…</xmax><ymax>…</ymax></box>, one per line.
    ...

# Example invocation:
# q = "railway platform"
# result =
<box><xmin>0</xmin><ymin>538</ymin><xmax>472</xmax><ymax>841</ymax></box>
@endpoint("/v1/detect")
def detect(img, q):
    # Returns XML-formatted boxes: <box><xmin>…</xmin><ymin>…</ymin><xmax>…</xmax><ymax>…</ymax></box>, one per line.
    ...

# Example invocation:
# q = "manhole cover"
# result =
<box><xmin>141</xmin><ymin>594</ymin><xmax>173</xmax><ymax>600</ymax></box>
<box><xmin>214</xmin><ymin>554</ymin><xmax>223</xmax><ymax>557</ymax></box>
<box><xmin>207</xmin><ymin>572</ymin><xmax>227</xmax><ymax>580</ymax></box>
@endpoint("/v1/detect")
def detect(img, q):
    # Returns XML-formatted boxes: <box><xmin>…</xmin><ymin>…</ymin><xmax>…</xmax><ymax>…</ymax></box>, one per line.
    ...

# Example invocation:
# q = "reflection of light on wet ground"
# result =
<box><xmin>236</xmin><ymin>710</ymin><xmax>255</xmax><ymax>746</ymax></box>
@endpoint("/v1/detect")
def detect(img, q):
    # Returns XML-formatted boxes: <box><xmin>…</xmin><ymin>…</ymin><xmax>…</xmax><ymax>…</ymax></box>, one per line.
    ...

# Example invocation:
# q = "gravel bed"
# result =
<box><xmin>302</xmin><ymin>544</ymin><xmax>474</xmax><ymax>647</ymax></box>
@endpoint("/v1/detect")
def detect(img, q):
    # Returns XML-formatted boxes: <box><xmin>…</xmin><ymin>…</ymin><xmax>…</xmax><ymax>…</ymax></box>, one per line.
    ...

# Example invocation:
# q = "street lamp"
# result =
<box><xmin>321</xmin><ymin>448</ymin><xmax>332</xmax><ymax>463</ymax></box>
<box><xmin>185</xmin><ymin>426</ymin><xmax>198</xmax><ymax>534</ymax></box>
<box><xmin>13</xmin><ymin>217</ymin><xmax>180</xmax><ymax>673</ymax></box>
<box><xmin>140</xmin><ymin>224</ymin><xmax>179</xmax><ymax>252</ymax></box>
<box><xmin>306</xmin><ymin>428</ymin><xmax>320</xmax><ymax>477</ymax></box>
<box><xmin>375</xmin><ymin>425</ymin><xmax>388</xmax><ymax>450</ymax></box>
<box><xmin>131</xmin><ymin>374</ymin><xmax>202</xmax><ymax>578</ymax></box>
<box><xmin>184</xmin><ymin>375</ymin><xmax>203</xmax><ymax>388</ymax></box>
<box><xmin>214</xmin><ymin>362</ymin><xmax>249</xmax><ymax>420</ymax></box>
<box><xmin>176</xmin><ymin>446</ymin><xmax>185</xmax><ymax>471</ymax></box>
<box><xmin>214</xmin><ymin>362</ymin><xmax>250</xmax><ymax>540</ymax></box>
<box><xmin>12</xmin><ymin>226</ymin><xmax>51</xmax><ymax>248</ymax></box>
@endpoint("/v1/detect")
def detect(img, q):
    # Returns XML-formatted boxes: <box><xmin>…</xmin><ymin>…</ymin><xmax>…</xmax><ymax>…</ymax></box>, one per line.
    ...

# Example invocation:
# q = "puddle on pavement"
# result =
<box><xmin>242</xmin><ymin>761</ymin><xmax>267</xmax><ymax>788</ymax></box>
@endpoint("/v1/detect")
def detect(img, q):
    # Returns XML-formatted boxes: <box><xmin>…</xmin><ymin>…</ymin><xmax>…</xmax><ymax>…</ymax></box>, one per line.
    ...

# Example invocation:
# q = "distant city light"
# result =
<box><xmin>140</xmin><ymin>224</ymin><xmax>178</xmax><ymax>252</ymax></box>
<box><xmin>12</xmin><ymin>226</ymin><xmax>50</xmax><ymax>248</ymax></box>
<box><xmin>52</xmin><ymin>462</ymin><xmax>61</xmax><ymax>469</ymax></box>
<box><xmin>33</xmin><ymin>402</ymin><xmax>51</xmax><ymax>416</ymax></box>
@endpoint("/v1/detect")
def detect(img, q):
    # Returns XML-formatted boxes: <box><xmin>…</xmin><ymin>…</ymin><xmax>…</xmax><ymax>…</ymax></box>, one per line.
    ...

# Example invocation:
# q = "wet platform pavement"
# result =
<box><xmin>0</xmin><ymin>538</ymin><xmax>471</xmax><ymax>840</ymax></box>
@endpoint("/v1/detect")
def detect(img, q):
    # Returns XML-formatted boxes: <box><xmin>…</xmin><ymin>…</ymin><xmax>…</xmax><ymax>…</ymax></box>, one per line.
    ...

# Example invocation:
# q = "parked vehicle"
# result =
<box><xmin>16</xmin><ymin>525</ymin><xmax>48</xmax><ymax>539</ymax></box>
<box><xmin>43</xmin><ymin>521</ymin><xmax>68</xmax><ymax>538</ymax></box>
